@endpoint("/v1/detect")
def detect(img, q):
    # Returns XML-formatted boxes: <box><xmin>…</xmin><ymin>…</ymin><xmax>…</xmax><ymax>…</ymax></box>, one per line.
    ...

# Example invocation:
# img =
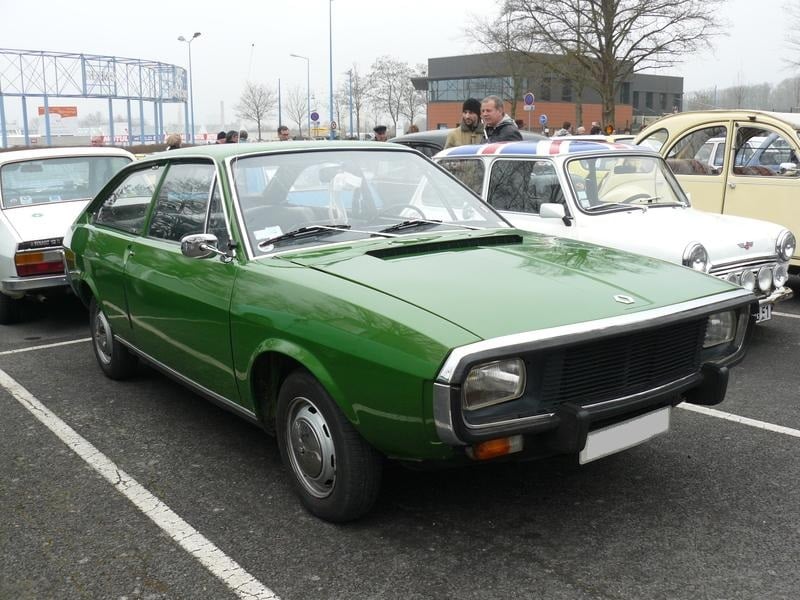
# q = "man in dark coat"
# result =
<box><xmin>480</xmin><ymin>95</ymin><xmax>522</xmax><ymax>143</ymax></box>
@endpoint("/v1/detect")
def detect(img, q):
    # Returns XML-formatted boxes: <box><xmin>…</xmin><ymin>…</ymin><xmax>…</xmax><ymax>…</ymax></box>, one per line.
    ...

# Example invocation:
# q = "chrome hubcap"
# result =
<box><xmin>93</xmin><ymin>309</ymin><xmax>113</xmax><ymax>365</ymax></box>
<box><xmin>286</xmin><ymin>396</ymin><xmax>336</xmax><ymax>499</ymax></box>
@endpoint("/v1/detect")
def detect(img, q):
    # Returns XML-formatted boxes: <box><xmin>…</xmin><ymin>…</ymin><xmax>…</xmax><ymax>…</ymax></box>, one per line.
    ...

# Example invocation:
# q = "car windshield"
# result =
<box><xmin>232</xmin><ymin>149</ymin><xmax>508</xmax><ymax>253</ymax></box>
<box><xmin>0</xmin><ymin>155</ymin><xmax>130</xmax><ymax>208</ymax></box>
<box><xmin>566</xmin><ymin>154</ymin><xmax>687</xmax><ymax>212</ymax></box>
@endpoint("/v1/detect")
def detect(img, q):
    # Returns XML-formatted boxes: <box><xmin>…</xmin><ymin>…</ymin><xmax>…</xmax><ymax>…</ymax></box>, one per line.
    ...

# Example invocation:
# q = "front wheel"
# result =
<box><xmin>90</xmin><ymin>298</ymin><xmax>138</xmax><ymax>380</ymax></box>
<box><xmin>276</xmin><ymin>369</ymin><xmax>382</xmax><ymax>522</ymax></box>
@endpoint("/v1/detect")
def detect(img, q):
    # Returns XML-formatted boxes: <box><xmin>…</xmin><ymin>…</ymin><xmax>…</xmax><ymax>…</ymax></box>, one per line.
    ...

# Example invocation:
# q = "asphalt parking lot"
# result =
<box><xmin>2</xmin><ymin>280</ymin><xmax>799</xmax><ymax>600</ymax></box>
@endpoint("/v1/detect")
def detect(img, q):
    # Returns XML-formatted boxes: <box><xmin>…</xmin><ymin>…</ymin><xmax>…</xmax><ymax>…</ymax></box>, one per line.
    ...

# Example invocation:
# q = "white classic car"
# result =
<box><xmin>433</xmin><ymin>140</ymin><xmax>794</xmax><ymax>323</ymax></box>
<box><xmin>0</xmin><ymin>146</ymin><xmax>134</xmax><ymax>323</ymax></box>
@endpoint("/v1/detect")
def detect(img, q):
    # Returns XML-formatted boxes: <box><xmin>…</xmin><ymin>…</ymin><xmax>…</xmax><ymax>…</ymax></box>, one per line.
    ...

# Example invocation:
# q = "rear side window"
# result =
<box><xmin>94</xmin><ymin>168</ymin><xmax>161</xmax><ymax>234</ymax></box>
<box><xmin>487</xmin><ymin>159</ymin><xmax>559</xmax><ymax>214</ymax></box>
<box><xmin>148</xmin><ymin>163</ymin><xmax>216</xmax><ymax>242</ymax></box>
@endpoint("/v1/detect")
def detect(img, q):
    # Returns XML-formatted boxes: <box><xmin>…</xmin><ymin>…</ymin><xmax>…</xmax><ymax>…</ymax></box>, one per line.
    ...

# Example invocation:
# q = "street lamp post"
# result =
<box><xmin>177</xmin><ymin>32</ymin><xmax>201</xmax><ymax>144</ymax></box>
<box><xmin>328</xmin><ymin>0</ymin><xmax>334</xmax><ymax>140</ymax></box>
<box><xmin>289</xmin><ymin>53</ymin><xmax>310</xmax><ymax>139</ymax></box>
<box><xmin>347</xmin><ymin>69</ymin><xmax>354</xmax><ymax>140</ymax></box>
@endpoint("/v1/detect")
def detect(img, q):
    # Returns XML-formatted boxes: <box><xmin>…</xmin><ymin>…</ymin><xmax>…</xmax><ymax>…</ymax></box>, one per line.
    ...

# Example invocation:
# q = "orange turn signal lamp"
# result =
<box><xmin>15</xmin><ymin>250</ymin><xmax>65</xmax><ymax>277</ymax></box>
<box><xmin>466</xmin><ymin>435</ymin><xmax>523</xmax><ymax>461</ymax></box>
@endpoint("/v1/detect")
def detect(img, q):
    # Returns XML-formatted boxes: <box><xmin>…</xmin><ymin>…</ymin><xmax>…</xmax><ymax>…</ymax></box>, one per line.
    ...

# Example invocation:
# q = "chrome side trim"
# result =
<box><xmin>115</xmin><ymin>336</ymin><xmax>259</xmax><ymax>425</ymax></box>
<box><xmin>436</xmin><ymin>288</ymin><xmax>753</xmax><ymax>384</ymax></box>
<box><xmin>433</xmin><ymin>383</ymin><xmax>462</xmax><ymax>445</ymax></box>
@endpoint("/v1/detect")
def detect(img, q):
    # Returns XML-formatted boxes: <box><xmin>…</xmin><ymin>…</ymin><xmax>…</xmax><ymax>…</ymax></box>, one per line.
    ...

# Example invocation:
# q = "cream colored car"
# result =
<box><xmin>636</xmin><ymin>110</ymin><xmax>800</xmax><ymax>270</ymax></box>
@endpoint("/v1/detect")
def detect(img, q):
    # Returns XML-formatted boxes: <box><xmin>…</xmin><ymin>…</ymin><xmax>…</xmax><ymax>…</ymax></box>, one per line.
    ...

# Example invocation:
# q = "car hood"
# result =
<box><xmin>2</xmin><ymin>201</ymin><xmax>89</xmax><ymax>242</ymax></box>
<box><xmin>581</xmin><ymin>206</ymin><xmax>784</xmax><ymax>267</ymax></box>
<box><xmin>282</xmin><ymin>230</ymin><xmax>736</xmax><ymax>340</ymax></box>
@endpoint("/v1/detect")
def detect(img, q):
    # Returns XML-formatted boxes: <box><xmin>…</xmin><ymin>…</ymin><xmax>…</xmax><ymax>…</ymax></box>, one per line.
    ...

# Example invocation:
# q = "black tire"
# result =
<box><xmin>0</xmin><ymin>293</ymin><xmax>23</xmax><ymax>325</ymax></box>
<box><xmin>89</xmin><ymin>298</ymin><xmax>138</xmax><ymax>380</ymax></box>
<box><xmin>276</xmin><ymin>369</ymin><xmax>382</xmax><ymax>522</ymax></box>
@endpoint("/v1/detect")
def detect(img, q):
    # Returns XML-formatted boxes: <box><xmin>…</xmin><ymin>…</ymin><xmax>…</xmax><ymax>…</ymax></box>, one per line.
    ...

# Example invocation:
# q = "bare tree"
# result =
<box><xmin>235</xmin><ymin>82</ymin><xmax>277</xmax><ymax>141</ymax></box>
<box><xmin>284</xmin><ymin>85</ymin><xmax>309</xmax><ymax>139</ymax></box>
<box><xmin>500</xmin><ymin>0</ymin><xmax>724</xmax><ymax>125</ymax></box>
<box><xmin>367</xmin><ymin>56</ymin><xmax>412</xmax><ymax>132</ymax></box>
<box><xmin>398</xmin><ymin>64</ymin><xmax>428</xmax><ymax>129</ymax></box>
<box><xmin>787</xmin><ymin>2</ymin><xmax>800</xmax><ymax>69</ymax></box>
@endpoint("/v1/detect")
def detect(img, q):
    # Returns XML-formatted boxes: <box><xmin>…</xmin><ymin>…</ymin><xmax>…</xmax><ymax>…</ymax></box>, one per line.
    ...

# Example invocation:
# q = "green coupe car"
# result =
<box><xmin>64</xmin><ymin>142</ymin><xmax>755</xmax><ymax>522</ymax></box>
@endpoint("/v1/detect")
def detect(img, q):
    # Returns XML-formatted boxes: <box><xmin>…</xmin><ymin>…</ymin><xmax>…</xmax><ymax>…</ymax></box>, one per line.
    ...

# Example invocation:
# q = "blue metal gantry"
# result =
<box><xmin>0</xmin><ymin>48</ymin><xmax>188</xmax><ymax>147</ymax></box>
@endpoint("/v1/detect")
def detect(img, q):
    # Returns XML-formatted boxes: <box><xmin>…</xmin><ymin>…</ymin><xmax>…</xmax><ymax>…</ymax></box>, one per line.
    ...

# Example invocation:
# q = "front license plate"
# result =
<box><xmin>756</xmin><ymin>303</ymin><xmax>772</xmax><ymax>323</ymax></box>
<box><xmin>579</xmin><ymin>407</ymin><xmax>671</xmax><ymax>465</ymax></box>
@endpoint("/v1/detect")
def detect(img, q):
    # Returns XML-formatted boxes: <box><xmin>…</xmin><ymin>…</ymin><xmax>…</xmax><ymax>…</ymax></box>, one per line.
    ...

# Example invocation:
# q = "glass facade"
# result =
<box><xmin>429</xmin><ymin>77</ymin><xmax>514</xmax><ymax>102</ymax></box>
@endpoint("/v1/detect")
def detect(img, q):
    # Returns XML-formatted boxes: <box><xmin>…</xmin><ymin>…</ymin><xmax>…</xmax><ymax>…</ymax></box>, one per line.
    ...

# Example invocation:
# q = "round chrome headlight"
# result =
<box><xmin>774</xmin><ymin>263</ymin><xmax>789</xmax><ymax>287</ymax></box>
<box><xmin>740</xmin><ymin>269</ymin><xmax>756</xmax><ymax>291</ymax></box>
<box><xmin>682</xmin><ymin>242</ymin><xmax>709</xmax><ymax>272</ymax></box>
<box><xmin>776</xmin><ymin>230</ymin><xmax>796</xmax><ymax>262</ymax></box>
<box><xmin>757</xmin><ymin>266</ymin><xmax>773</xmax><ymax>292</ymax></box>
<box><xmin>726</xmin><ymin>272</ymin><xmax>740</xmax><ymax>285</ymax></box>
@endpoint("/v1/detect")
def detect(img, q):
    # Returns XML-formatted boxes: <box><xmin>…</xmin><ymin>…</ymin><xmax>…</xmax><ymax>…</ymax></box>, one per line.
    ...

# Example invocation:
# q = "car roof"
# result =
<box><xmin>0</xmin><ymin>145</ymin><xmax>136</xmax><ymax>163</ymax></box>
<box><xmin>435</xmin><ymin>139</ymin><xmax>657</xmax><ymax>158</ymax></box>
<box><xmin>390</xmin><ymin>128</ymin><xmax>547</xmax><ymax>147</ymax></box>
<box><xmin>641</xmin><ymin>110</ymin><xmax>800</xmax><ymax>131</ymax></box>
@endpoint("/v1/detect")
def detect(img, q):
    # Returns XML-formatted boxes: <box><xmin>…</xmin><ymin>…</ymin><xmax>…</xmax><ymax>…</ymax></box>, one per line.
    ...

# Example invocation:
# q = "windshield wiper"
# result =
<box><xmin>258</xmin><ymin>224</ymin><xmax>351</xmax><ymax>248</ymax></box>
<box><xmin>379</xmin><ymin>219</ymin><xmax>443</xmax><ymax>233</ymax></box>
<box><xmin>585</xmin><ymin>202</ymin><xmax>647</xmax><ymax>213</ymax></box>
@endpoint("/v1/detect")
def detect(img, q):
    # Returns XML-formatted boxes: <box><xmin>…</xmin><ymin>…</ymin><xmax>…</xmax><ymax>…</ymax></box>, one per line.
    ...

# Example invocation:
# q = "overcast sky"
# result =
<box><xmin>0</xmin><ymin>0</ymin><xmax>796</xmax><ymax>129</ymax></box>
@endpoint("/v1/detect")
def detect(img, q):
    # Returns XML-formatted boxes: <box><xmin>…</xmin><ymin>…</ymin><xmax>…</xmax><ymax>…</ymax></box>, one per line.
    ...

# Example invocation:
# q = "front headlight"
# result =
<box><xmin>683</xmin><ymin>242</ymin><xmax>709</xmax><ymax>272</ymax></box>
<box><xmin>704</xmin><ymin>311</ymin><xmax>736</xmax><ymax>348</ymax></box>
<box><xmin>463</xmin><ymin>359</ymin><xmax>526</xmax><ymax>411</ymax></box>
<box><xmin>774</xmin><ymin>263</ymin><xmax>789</xmax><ymax>287</ymax></box>
<box><xmin>776</xmin><ymin>230</ymin><xmax>796</xmax><ymax>262</ymax></box>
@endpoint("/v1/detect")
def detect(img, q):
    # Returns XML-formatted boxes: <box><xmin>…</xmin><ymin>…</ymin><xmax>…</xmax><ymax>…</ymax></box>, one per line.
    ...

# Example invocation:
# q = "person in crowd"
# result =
<box><xmin>480</xmin><ymin>95</ymin><xmax>522</xmax><ymax>143</ymax></box>
<box><xmin>576</xmin><ymin>125</ymin><xmax>586</xmax><ymax>134</ymax></box>
<box><xmin>555</xmin><ymin>121</ymin><xmax>571</xmax><ymax>136</ymax></box>
<box><xmin>239</xmin><ymin>130</ymin><xmax>249</xmax><ymax>142</ymax></box>
<box><xmin>373</xmin><ymin>125</ymin><xmax>389</xmax><ymax>141</ymax></box>
<box><xmin>278</xmin><ymin>125</ymin><xmax>291</xmax><ymax>141</ymax></box>
<box><xmin>589</xmin><ymin>121</ymin><xmax>602</xmax><ymax>135</ymax></box>
<box><xmin>226</xmin><ymin>130</ymin><xmax>239</xmax><ymax>144</ymax></box>
<box><xmin>165</xmin><ymin>133</ymin><xmax>182</xmax><ymax>150</ymax></box>
<box><xmin>445</xmin><ymin>97</ymin><xmax>485</xmax><ymax>148</ymax></box>
<box><xmin>406</xmin><ymin>124</ymin><xmax>420</xmax><ymax>133</ymax></box>
<box><xmin>215</xmin><ymin>130</ymin><xmax>227</xmax><ymax>144</ymax></box>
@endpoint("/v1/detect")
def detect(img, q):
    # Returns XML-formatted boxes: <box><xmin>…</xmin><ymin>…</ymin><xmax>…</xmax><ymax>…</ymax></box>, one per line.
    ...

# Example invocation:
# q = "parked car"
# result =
<box><xmin>390</xmin><ymin>128</ymin><xmax>546</xmax><ymax>157</ymax></box>
<box><xmin>635</xmin><ymin>110</ymin><xmax>800</xmax><ymax>270</ymax></box>
<box><xmin>434</xmin><ymin>140</ymin><xmax>793</xmax><ymax>323</ymax></box>
<box><xmin>65</xmin><ymin>141</ymin><xmax>755</xmax><ymax>522</ymax></box>
<box><xmin>0</xmin><ymin>146</ymin><xmax>135</xmax><ymax>323</ymax></box>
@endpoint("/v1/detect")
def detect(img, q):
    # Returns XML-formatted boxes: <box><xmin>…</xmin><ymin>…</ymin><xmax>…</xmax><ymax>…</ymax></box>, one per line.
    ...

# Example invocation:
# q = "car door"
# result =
<box><xmin>123</xmin><ymin>160</ymin><xmax>240</xmax><ymax>402</ymax></box>
<box><xmin>660</xmin><ymin>123</ymin><xmax>731</xmax><ymax>215</ymax></box>
<box><xmin>720</xmin><ymin>122</ymin><xmax>800</xmax><ymax>264</ymax></box>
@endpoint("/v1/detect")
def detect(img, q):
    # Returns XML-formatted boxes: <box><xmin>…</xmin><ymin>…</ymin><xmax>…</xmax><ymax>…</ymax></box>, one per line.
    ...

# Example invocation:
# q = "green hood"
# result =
<box><xmin>283</xmin><ymin>231</ymin><xmax>736</xmax><ymax>340</ymax></box>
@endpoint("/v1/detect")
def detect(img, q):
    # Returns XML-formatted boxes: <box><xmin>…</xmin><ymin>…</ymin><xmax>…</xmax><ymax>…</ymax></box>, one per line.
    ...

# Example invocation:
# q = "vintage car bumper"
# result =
<box><xmin>1</xmin><ymin>273</ymin><xmax>68</xmax><ymax>294</ymax></box>
<box><xmin>759</xmin><ymin>285</ymin><xmax>793</xmax><ymax>306</ymax></box>
<box><xmin>433</xmin><ymin>290</ymin><xmax>754</xmax><ymax>451</ymax></box>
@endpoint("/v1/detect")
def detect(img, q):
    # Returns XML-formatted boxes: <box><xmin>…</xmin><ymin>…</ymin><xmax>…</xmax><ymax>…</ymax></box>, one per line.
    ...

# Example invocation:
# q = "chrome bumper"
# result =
<box><xmin>759</xmin><ymin>285</ymin><xmax>793</xmax><ymax>306</ymax></box>
<box><xmin>1</xmin><ymin>274</ymin><xmax>69</xmax><ymax>293</ymax></box>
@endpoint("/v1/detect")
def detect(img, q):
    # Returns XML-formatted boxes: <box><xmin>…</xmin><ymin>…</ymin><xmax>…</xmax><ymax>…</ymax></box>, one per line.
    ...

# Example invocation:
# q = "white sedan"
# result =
<box><xmin>0</xmin><ymin>146</ymin><xmax>134</xmax><ymax>323</ymax></box>
<box><xmin>433</xmin><ymin>140</ymin><xmax>794</xmax><ymax>323</ymax></box>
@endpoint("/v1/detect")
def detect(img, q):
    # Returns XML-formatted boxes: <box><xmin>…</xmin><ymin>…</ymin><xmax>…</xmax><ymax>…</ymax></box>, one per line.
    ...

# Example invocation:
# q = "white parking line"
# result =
<box><xmin>0</xmin><ymin>337</ymin><xmax>91</xmax><ymax>356</ymax></box>
<box><xmin>678</xmin><ymin>403</ymin><xmax>800</xmax><ymax>438</ymax></box>
<box><xmin>774</xmin><ymin>311</ymin><xmax>800</xmax><ymax>320</ymax></box>
<box><xmin>0</xmin><ymin>368</ymin><xmax>279</xmax><ymax>600</ymax></box>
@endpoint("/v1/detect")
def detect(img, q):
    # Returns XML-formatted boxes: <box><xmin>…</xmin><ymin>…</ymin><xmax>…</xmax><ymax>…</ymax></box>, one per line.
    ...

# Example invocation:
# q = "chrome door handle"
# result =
<box><xmin>728</xmin><ymin>182</ymin><xmax>736</xmax><ymax>189</ymax></box>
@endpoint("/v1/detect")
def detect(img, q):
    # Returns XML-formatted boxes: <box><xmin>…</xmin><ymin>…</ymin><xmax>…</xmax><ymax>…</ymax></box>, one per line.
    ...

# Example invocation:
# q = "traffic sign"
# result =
<box><xmin>539</xmin><ymin>114</ymin><xmax>548</xmax><ymax>125</ymax></box>
<box><xmin>523</xmin><ymin>92</ymin><xmax>535</xmax><ymax>105</ymax></box>
<box><xmin>523</xmin><ymin>104</ymin><xmax>534</xmax><ymax>112</ymax></box>
<box><xmin>310</xmin><ymin>111</ymin><xmax>319</xmax><ymax>122</ymax></box>
<box><xmin>330</xmin><ymin>120</ymin><xmax>337</xmax><ymax>130</ymax></box>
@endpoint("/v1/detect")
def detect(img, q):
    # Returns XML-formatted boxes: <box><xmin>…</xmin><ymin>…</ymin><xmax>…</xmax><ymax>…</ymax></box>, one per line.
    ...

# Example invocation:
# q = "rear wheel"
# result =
<box><xmin>90</xmin><ymin>298</ymin><xmax>138</xmax><ymax>379</ymax></box>
<box><xmin>276</xmin><ymin>369</ymin><xmax>382</xmax><ymax>522</ymax></box>
<box><xmin>0</xmin><ymin>293</ymin><xmax>23</xmax><ymax>325</ymax></box>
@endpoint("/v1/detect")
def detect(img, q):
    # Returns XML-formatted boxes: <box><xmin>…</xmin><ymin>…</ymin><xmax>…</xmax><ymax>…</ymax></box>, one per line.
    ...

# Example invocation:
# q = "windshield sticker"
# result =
<box><xmin>254</xmin><ymin>226</ymin><xmax>283</xmax><ymax>241</ymax></box>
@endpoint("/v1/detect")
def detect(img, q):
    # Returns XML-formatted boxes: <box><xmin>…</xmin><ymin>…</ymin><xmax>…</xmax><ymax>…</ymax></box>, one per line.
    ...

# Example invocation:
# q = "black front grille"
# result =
<box><xmin>535</xmin><ymin>318</ymin><xmax>707</xmax><ymax>411</ymax></box>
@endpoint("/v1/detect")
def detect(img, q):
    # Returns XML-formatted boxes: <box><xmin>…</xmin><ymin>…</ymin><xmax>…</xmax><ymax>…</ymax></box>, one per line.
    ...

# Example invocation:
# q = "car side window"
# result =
<box><xmin>488</xmin><ymin>159</ymin><xmax>559</xmax><ymax>214</ymax></box>
<box><xmin>207</xmin><ymin>182</ymin><xmax>231</xmax><ymax>249</ymax></box>
<box><xmin>437</xmin><ymin>158</ymin><xmax>485</xmax><ymax>196</ymax></box>
<box><xmin>148</xmin><ymin>163</ymin><xmax>216</xmax><ymax>242</ymax></box>
<box><xmin>637</xmin><ymin>128</ymin><xmax>668</xmax><ymax>152</ymax></box>
<box><xmin>731</xmin><ymin>126</ymin><xmax>800</xmax><ymax>178</ymax></box>
<box><xmin>94</xmin><ymin>168</ymin><xmax>161</xmax><ymax>234</ymax></box>
<box><xmin>665</xmin><ymin>126</ymin><xmax>726</xmax><ymax>175</ymax></box>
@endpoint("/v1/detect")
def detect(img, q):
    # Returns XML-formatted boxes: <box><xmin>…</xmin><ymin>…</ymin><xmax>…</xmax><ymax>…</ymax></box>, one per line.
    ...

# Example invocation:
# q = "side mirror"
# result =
<box><xmin>779</xmin><ymin>162</ymin><xmax>797</xmax><ymax>175</ymax></box>
<box><xmin>181</xmin><ymin>233</ymin><xmax>219</xmax><ymax>259</ymax></box>
<box><xmin>540</xmin><ymin>203</ymin><xmax>566</xmax><ymax>219</ymax></box>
